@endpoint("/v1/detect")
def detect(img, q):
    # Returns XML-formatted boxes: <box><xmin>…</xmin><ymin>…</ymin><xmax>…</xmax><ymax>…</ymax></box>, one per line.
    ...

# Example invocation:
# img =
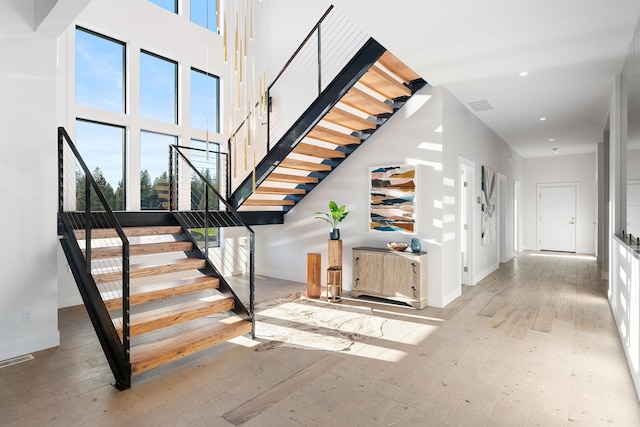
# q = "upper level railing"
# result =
<box><xmin>57</xmin><ymin>126</ymin><xmax>131</xmax><ymax>390</ymax></box>
<box><xmin>229</xmin><ymin>5</ymin><xmax>370</xmax><ymax>192</ymax></box>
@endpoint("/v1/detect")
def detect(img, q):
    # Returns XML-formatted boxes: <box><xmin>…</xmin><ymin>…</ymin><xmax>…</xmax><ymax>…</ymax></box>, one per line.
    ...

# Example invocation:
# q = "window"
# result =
<box><xmin>75</xmin><ymin>27</ymin><xmax>125</xmax><ymax>113</ymax></box>
<box><xmin>190</xmin><ymin>0</ymin><xmax>218</xmax><ymax>32</ymax></box>
<box><xmin>75</xmin><ymin>120</ymin><xmax>125</xmax><ymax>211</ymax></box>
<box><xmin>149</xmin><ymin>0</ymin><xmax>177</xmax><ymax>13</ymax></box>
<box><xmin>140</xmin><ymin>131</ymin><xmax>177</xmax><ymax>210</ymax></box>
<box><xmin>140</xmin><ymin>51</ymin><xmax>178</xmax><ymax>124</ymax></box>
<box><xmin>190</xmin><ymin>68</ymin><xmax>220</xmax><ymax>132</ymax></box>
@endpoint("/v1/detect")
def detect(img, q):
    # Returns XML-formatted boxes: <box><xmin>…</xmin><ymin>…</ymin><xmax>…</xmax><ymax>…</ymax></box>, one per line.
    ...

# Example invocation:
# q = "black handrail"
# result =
<box><xmin>169</xmin><ymin>144</ymin><xmax>255</xmax><ymax>337</ymax></box>
<box><xmin>57</xmin><ymin>126</ymin><xmax>131</xmax><ymax>389</ymax></box>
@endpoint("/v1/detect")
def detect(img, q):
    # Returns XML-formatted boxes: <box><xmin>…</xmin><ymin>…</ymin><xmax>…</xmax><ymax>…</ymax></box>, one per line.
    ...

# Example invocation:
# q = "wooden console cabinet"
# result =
<box><xmin>351</xmin><ymin>247</ymin><xmax>428</xmax><ymax>309</ymax></box>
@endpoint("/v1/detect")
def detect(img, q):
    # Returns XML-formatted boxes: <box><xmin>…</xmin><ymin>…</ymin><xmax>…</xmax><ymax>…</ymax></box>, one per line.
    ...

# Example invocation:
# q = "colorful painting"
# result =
<box><xmin>370</xmin><ymin>165</ymin><xmax>416</xmax><ymax>233</ymax></box>
<box><xmin>481</xmin><ymin>165</ymin><xmax>496</xmax><ymax>245</ymax></box>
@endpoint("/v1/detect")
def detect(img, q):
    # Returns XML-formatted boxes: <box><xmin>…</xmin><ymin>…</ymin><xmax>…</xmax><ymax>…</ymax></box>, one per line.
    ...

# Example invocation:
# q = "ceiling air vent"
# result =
<box><xmin>468</xmin><ymin>99</ymin><xmax>493</xmax><ymax>112</ymax></box>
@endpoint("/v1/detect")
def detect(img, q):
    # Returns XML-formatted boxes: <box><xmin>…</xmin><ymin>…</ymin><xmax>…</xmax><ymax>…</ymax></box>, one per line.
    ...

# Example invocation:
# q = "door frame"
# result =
<box><xmin>514</xmin><ymin>180</ymin><xmax>521</xmax><ymax>254</ymax></box>
<box><xmin>459</xmin><ymin>157</ymin><xmax>475</xmax><ymax>286</ymax></box>
<box><xmin>497</xmin><ymin>172</ymin><xmax>508</xmax><ymax>263</ymax></box>
<box><xmin>536</xmin><ymin>182</ymin><xmax>579</xmax><ymax>252</ymax></box>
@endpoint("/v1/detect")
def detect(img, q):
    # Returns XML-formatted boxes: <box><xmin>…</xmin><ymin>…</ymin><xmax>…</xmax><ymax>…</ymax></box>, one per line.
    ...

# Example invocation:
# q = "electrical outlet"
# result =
<box><xmin>22</xmin><ymin>309</ymin><xmax>33</xmax><ymax>322</ymax></box>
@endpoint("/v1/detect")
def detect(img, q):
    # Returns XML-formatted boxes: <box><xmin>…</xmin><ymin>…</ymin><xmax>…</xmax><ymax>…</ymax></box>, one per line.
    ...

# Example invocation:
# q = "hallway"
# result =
<box><xmin>0</xmin><ymin>251</ymin><xmax>638</xmax><ymax>426</ymax></box>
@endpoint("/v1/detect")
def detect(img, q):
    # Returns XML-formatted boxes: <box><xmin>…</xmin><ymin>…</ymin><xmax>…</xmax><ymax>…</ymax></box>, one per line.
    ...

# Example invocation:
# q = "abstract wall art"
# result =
<box><xmin>370</xmin><ymin>165</ymin><xmax>416</xmax><ymax>233</ymax></box>
<box><xmin>481</xmin><ymin>164</ymin><xmax>496</xmax><ymax>245</ymax></box>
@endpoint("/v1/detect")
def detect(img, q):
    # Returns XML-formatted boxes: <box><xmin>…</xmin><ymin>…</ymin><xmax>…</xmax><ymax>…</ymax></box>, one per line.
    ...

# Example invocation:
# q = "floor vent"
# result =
<box><xmin>0</xmin><ymin>354</ymin><xmax>34</xmax><ymax>369</ymax></box>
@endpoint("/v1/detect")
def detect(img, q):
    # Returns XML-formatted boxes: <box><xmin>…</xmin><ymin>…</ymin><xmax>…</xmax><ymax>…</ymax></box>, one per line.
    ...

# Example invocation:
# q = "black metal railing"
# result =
<box><xmin>57</xmin><ymin>126</ymin><xmax>131</xmax><ymax>390</ymax></box>
<box><xmin>228</xmin><ymin>5</ymin><xmax>371</xmax><ymax>198</ymax></box>
<box><xmin>169</xmin><ymin>144</ymin><xmax>255</xmax><ymax>336</ymax></box>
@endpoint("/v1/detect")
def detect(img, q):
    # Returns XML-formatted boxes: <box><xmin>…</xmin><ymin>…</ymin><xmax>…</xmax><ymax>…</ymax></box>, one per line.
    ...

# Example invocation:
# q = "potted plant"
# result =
<box><xmin>315</xmin><ymin>201</ymin><xmax>348</xmax><ymax>240</ymax></box>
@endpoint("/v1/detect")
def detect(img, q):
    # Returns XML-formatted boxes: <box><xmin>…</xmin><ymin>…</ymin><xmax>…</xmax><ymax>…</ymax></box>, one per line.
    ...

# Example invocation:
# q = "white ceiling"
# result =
<box><xmin>274</xmin><ymin>0</ymin><xmax>640</xmax><ymax>158</ymax></box>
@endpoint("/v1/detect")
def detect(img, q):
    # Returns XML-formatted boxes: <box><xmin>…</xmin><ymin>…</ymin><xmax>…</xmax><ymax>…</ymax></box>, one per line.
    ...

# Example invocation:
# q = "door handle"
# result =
<box><xmin>569</xmin><ymin>221</ymin><xmax>575</xmax><ymax>224</ymax></box>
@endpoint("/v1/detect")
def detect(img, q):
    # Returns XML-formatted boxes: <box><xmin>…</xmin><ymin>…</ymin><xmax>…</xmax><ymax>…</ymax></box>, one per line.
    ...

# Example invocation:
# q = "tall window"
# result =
<box><xmin>190</xmin><ymin>68</ymin><xmax>220</xmax><ymax>132</ymax></box>
<box><xmin>140</xmin><ymin>51</ymin><xmax>178</xmax><ymax>124</ymax></box>
<box><xmin>75</xmin><ymin>28</ymin><xmax>125</xmax><ymax>113</ymax></box>
<box><xmin>149</xmin><ymin>0</ymin><xmax>177</xmax><ymax>13</ymax></box>
<box><xmin>75</xmin><ymin>120</ymin><xmax>125</xmax><ymax>211</ymax></box>
<box><xmin>140</xmin><ymin>131</ymin><xmax>176</xmax><ymax>210</ymax></box>
<box><xmin>190</xmin><ymin>0</ymin><xmax>218</xmax><ymax>32</ymax></box>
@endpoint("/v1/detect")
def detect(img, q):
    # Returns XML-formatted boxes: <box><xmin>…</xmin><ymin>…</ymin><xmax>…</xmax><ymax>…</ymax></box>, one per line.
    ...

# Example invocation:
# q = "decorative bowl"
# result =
<box><xmin>387</xmin><ymin>242</ymin><xmax>408</xmax><ymax>252</ymax></box>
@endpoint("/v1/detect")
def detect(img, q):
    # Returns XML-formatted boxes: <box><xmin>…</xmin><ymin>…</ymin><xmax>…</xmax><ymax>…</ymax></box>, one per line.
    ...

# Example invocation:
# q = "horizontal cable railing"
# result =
<box><xmin>57</xmin><ymin>126</ymin><xmax>131</xmax><ymax>390</ymax></box>
<box><xmin>229</xmin><ymin>5</ymin><xmax>369</xmax><ymax>193</ymax></box>
<box><xmin>170</xmin><ymin>145</ymin><xmax>255</xmax><ymax>333</ymax></box>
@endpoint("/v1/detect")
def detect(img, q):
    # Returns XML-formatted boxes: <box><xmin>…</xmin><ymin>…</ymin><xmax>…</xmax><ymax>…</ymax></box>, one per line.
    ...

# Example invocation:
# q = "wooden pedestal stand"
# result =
<box><xmin>327</xmin><ymin>240</ymin><xmax>342</xmax><ymax>302</ymax></box>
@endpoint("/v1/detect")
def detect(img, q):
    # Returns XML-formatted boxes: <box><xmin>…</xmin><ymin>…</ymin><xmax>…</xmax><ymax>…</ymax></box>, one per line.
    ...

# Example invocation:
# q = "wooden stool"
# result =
<box><xmin>327</xmin><ymin>267</ymin><xmax>342</xmax><ymax>303</ymax></box>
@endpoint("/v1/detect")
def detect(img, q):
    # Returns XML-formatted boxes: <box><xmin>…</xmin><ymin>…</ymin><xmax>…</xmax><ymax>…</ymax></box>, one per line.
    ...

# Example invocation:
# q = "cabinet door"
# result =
<box><xmin>353</xmin><ymin>250</ymin><xmax>384</xmax><ymax>293</ymax></box>
<box><xmin>383</xmin><ymin>254</ymin><xmax>419</xmax><ymax>300</ymax></box>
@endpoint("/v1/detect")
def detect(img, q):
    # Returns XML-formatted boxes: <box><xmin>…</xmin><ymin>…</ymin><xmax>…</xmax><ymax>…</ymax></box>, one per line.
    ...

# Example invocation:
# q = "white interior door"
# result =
<box><xmin>514</xmin><ymin>180</ymin><xmax>520</xmax><ymax>253</ymax></box>
<box><xmin>537</xmin><ymin>185</ymin><xmax>577</xmax><ymax>252</ymax></box>
<box><xmin>626</xmin><ymin>180</ymin><xmax>640</xmax><ymax>238</ymax></box>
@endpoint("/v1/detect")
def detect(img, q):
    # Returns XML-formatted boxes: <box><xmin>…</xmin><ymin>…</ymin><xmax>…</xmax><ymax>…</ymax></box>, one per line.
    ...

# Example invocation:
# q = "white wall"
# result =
<box><xmin>522</xmin><ymin>153</ymin><xmax>596</xmax><ymax>254</ymax></box>
<box><xmin>254</xmin><ymin>84</ymin><xmax>523</xmax><ymax>308</ymax></box>
<box><xmin>0</xmin><ymin>1</ymin><xmax>61</xmax><ymax>360</ymax></box>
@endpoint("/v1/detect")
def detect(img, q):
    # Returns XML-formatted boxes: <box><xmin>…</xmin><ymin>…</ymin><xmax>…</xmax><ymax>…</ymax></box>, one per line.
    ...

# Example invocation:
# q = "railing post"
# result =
<box><xmin>204</xmin><ymin>184</ymin><xmax>209</xmax><ymax>258</ymax></box>
<box><xmin>317</xmin><ymin>20</ymin><xmax>322</xmax><ymax>95</ymax></box>
<box><xmin>85</xmin><ymin>176</ymin><xmax>91</xmax><ymax>274</ymax></box>
<box><xmin>249</xmin><ymin>230</ymin><xmax>255</xmax><ymax>339</ymax></box>
<box><xmin>58</xmin><ymin>129</ymin><xmax>64</xmax><ymax>213</ymax></box>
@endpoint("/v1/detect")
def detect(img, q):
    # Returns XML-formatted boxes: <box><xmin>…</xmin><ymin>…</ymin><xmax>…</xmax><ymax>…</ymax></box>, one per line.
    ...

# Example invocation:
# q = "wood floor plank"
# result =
<box><xmin>222</xmin><ymin>353</ymin><xmax>344</xmax><ymax>425</ymax></box>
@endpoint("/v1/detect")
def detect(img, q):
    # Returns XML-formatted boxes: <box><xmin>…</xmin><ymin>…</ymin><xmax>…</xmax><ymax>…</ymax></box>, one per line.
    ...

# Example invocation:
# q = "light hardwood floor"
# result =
<box><xmin>1</xmin><ymin>251</ymin><xmax>639</xmax><ymax>426</ymax></box>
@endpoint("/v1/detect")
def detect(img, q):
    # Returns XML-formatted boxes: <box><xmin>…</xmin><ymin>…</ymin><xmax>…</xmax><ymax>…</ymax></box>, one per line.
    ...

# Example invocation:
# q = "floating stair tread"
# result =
<box><xmin>292</xmin><ymin>143</ymin><xmax>346</xmax><ymax>159</ymax></box>
<box><xmin>114</xmin><ymin>295</ymin><xmax>235</xmax><ymax>337</ymax></box>
<box><xmin>341</xmin><ymin>87</ymin><xmax>393</xmax><ymax>116</ymax></box>
<box><xmin>377</xmin><ymin>51</ymin><xmax>421</xmax><ymax>84</ymax></box>
<box><xmin>75</xmin><ymin>226</ymin><xmax>183</xmax><ymax>240</ymax></box>
<box><xmin>94</xmin><ymin>257</ymin><xmax>206</xmax><ymax>284</ymax></box>
<box><xmin>130</xmin><ymin>317</ymin><xmax>252</xmax><ymax>375</ymax></box>
<box><xmin>243</xmin><ymin>199</ymin><xmax>296</xmax><ymax>207</ymax></box>
<box><xmin>359</xmin><ymin>65</ymin><xmax>412</xmax><ymax>99</ymax></box>
<box><xmin>307</xmin><ymin>126</ymin><xmax>361</xmax><ymax>146</ymax></box>
<box><xmin>255</xmin><ymin>186</ymin><xmax>306</xmax><ymax>195</ymax></box>
<box><xmin>323</xmin><ymin>107</ymin><xmax>376</xmax><ymax>131</ymax></box>
<box><xmin>266</xmin><ymin>173</ymin><xmax>319</xmax><ymax>184</ymax></box>
<box><xmin>102</xmin><ymin>275</ymin><xmax>220</xmax><ymax>310</ymax></box>
<box><xmin>90</xmin><ymin>241</ymin><xmax>193</xmax><ymax>259</ymax></box>
<box><xmin>279</xmin><ymin>158</ymin><xmax>331</xmax><ymax>172</ymax></box>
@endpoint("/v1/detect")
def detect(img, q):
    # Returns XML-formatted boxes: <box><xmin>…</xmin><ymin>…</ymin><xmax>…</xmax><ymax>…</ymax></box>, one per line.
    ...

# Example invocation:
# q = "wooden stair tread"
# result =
<box><xmin>377</xmin><ymin>51</ymin><xmax>421</xmax><ymax>84</ymax></box>
<box><xmin>341</xmin><ymin>87</ymin><xmax>393</xmax><ymax>116</ymax></box>
<box><xmin>90</xmin><ymin>241</ymin><xmax>193</xmax><ymax>259</ymax></box>
<box><xmin>265</xmin><ymin>173</ymin><xmax>319</xmax><ymax>184</ymax></box>
<box><xmin>114</xmin><ymin>295</ymin><xmax>235</xmax><ymax>337</ymax></box>
<box><xmin>279</xmin><ymin>158</ymin><xmax>331</xmax><ymax>172</ymax></box>
<box><xmin>292</xmin><ymin>143</ymin><xmax>346</xmax><ymax>159</ymax></box>
<box><xmin>94</xmin><ymin>257</ymin><xmax>206</xmax><ymax>283</ymax></box>
<box><xmin>307</xmin><ymin>126</ymin><xmax>361</xmax><ymax>146</ymax></box>
<box><xmin>130</xmin><ymin>317</ymin><xmax>252</xmax><ymax>375</ymax></box>
<box><xmin>359</xmin><ymin>65</ymin><xmax>412</xmax><ymax>99</ymax></box>
<box><xmin>102</xmin><ymin>275</ymin><xmax>220</xmax><ymax>310</ymax></box>
<box><xmin>75</xmin><ymin>226</ymin><xmax>183</xmax><ymax>240</ymax></box>
<box><xmin>255</xmin><ymin>186</ymin><xmax>306</xmax><ymax>195</ymax></box>
<box><xmin>243</xmin><ymin>199</ymin><xmax>296</xmax><ymax>206</ymax></box>
<box><xmin>323</xmin><ymin>107</ymin><xmax>376</xmax><ymax>131</ymax></box>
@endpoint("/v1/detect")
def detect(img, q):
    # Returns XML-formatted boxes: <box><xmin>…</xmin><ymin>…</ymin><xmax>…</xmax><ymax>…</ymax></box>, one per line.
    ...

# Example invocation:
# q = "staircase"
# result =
<box><xmin>59</xmin><ymin>128</ymin><xmax>255</xmax><ymax>390</ymax></box>
<box><xmin>83</xmin><ymin>224</ymin><xmax>251</xmax><ymax>376</ymax></box>
<box><xmin>227</xmin><ymin>9</ymin><xmax>426</xmax><ymax>214</ymax></box>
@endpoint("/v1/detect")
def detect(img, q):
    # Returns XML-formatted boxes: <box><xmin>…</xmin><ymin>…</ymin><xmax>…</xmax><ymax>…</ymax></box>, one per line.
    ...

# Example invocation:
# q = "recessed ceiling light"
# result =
<box><xmin>548</xmin><ymin>138</ymin><xmax>555</xmax><ymax>142</ymax></box>
<box><xmin>519</xmin><ymin>71</ymin><xmax>528</xmax><ymax>77</ymax></box>
<box><xmin>539</xmin><ymin>117</ymin><xmax>547</xmax><ymax>121</ymax></box>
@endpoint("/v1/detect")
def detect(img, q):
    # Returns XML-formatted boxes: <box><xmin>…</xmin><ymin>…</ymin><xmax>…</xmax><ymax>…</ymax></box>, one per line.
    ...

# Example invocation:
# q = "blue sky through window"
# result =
<box><xmin>140</xmin><ymin>51</ymin><xmax>178</xmax><ymax>124</ymax></box>
<box><xmin>75</xmin><ymin>28</ymin><xmax>124</xmax><ymax>113</ymax></box>
<box><xmin>149</xmin><ymin>0</ymin><xmax>177</xmax><ymax>13</ymax></box>
<box><xmin>191</xmin><ymin>69</ymin><xmax>219</xmax><ymax>132</ymax></box>
<box><xmin>75</xmin><ymin>120</ymin><xmax>124</xmax><ymax>190</ymax></box>
<box><xmin>191</xmin><ymin>0</ymin><xmax>217</xmax><ymax>32</ymax></box>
